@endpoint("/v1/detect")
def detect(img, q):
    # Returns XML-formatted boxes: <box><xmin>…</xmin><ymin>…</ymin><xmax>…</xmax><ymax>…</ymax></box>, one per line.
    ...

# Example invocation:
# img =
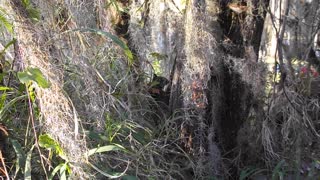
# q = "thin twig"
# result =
<box><xmin>0</xmin><ymin>151</ymin><xmax>9</xmax><ymax>179</ymax></box>
<box><xmin>26</xmin><ymin>84</ymin><xmax>48</xmax><ymax>179</ymax></box>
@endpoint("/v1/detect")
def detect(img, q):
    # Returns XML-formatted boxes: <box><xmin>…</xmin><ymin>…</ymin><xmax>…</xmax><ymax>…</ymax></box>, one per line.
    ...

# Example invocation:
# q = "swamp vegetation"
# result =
<box><xmin>0</xmin><ymin>0</ymin><xmax>320</xmax><ymax>179</ymax></box>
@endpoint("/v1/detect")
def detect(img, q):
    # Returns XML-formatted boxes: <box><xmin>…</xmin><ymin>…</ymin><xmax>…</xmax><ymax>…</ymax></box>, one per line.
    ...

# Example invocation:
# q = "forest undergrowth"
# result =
<box><xmin>0</xmin><ymin>0</ymin><xmax>319</xmax><ymax>179</ymax></box>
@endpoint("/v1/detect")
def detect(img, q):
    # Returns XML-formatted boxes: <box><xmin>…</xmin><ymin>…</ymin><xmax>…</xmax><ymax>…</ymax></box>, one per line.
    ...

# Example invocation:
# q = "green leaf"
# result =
<box><xmin>0</xmin><ymin>86</ymin><xmax>13</xmax><ymax>91</ymax></box>
<box><xmin>49</xmin><ymin>162</ymin><xmax>70</xmax><ymax>180</ymax></box>
<box><xmin>10</xmin><ymin>139</ymin><xmax>26</xmax><ymax>176</ymax></box>
<box><xmin>0</xmin><ymin>92</ymin><xmax>6</xmax><ymax>110</ymax></box>
<box><xmin>76</xmin><ymin>28</ymin><xmax>126</xmax><ymax>49</ymax></box>
<box><xmin>272</xmin><ymin>160</ymin><xmax>285</xmax><ymax>180</ymax></box>
<box><xmin>240</xmin><ymin>167</ymin><xmax>259</xmax><ymax>180</ymax></box>
<box><xmin>49</xmin><ymin>163</ymin><xmax>64</xmax><ymax>180</ymax></box>
<box><xmin>59</xmin><ymin>163</ymin><xmax>68</xmax><ymax>180</ymax></box>
<box><xmin>0</xmin><ymin>8</ymin><xmax>13</xmax><ymax>33</ymax></box>
<box><xmin>39</xmin><ymin>134</ymin><xmax>58</xmax><ymax>149</ymax></box>
<box><xmin>28</xmin><ymin>84</ymin><xmax>36</xmax><ymax>102</ymax></box>
<box><xmin>132</xmin><ymin>130</ymin><xmax>150</xmax><ymax>145</ymax></box>
<box><xmin>86</xmin><ymin>131</ymin><xmax>109</xmax><ymax>142</ymax></box>
<box><xmin>24</xmin><ymin>145</ymin><xmax>35</xmax><ymax>180</ymax></box>
<box><xmin>21</xmin><ymin>0</ymin><xmax>40</xmax><ymax>22</ymax></box>
<box><xmin>73</xmin><ymin>28</ymin><xmax>134</xmax><ymax>65</ymax></box>
<box><xmin>0</xmin><ymin>39</ymin><xmax>16</xmax><ymax>57</ymax></box>
<box><xmin>26</xmin><ymin>7</ymin><xmax>40</xmax><ymax>22</ymax></box>
<box><xmin>0</xmin><ymin>95</ymin><xmax>27</xmax><ymax>120</ymax></box>
<box><xmin>108</xmin><ymin>0</ymin><xmax>128</xmax><ymax>13</ymax></box>
<box><xmin>22</xmin><ymin>0</ymin><xmax>30</xmax><ymax>7</ymax></box>
<box><xmin>88</xmin><ymin>162</ymin><xmax>128</xmax><ymax>179</ymax></box>
<box><xmin>39</xmin><ymin>134</ymin><xmax>67</xmax><ymax>161</ymax></box>
<box><xmin>87</xmin><ymin>144</ymin><xmax>125</xmax><ymax>157</ymax></box>
<box><xmin>18</xmin><ymin>68</ymin><xmax>50</xmax><ymax>88</ymax></box>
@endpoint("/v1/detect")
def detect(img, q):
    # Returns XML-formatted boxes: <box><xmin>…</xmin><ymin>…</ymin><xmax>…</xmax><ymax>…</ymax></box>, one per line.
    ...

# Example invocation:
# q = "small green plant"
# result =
<box><xmin>0</xmin><ymin>7</ymin><xmax>13</xmax><ymax>33</ymax></box>
<box><xmin>149</xmin><ymin>52</ymin><xmax>167</xmax><ymax>75</ymax></box>
<box><xmin>86</xmin><ymin>140</ymin><xmax>129</xmax><ymax>179</ymax></box>
<box><xmin>0</xmin><ymin>39</ymin><xmax>16</xmax><ymax>57</ymax></box>
<box><xmin>106</xmin><ymin>0</ymin><xmax>129</xmax><ymax>13</ymax></box>
<box><xmin>73</xmin><ymin>28</ymin><xmax>134</xmax><ymax>66</ymax></box>
<box><xmin>85</xmin><ymin>113</ymin><xmax>153</xmax><ymax>179</ymax></box>
<box><xmin>272</xmin><ymin>160</ymin><xmax>286</xmax><ymax>180</ymax></box>
<box><xmin>38</xmin><ymin>134</ymin><xmax>71</xmax><ymax>179</ymax></box>
<box><xmin>21</xmin><ymin>0</ymin><xmax>40</xmax><ymax>22</ymax></box>
<box><xmin>10</xmin><ymin>139</ymin><xmax>27</xmax><ymax>178</ymax></box>
<box><xmin>1</xmin><ymin>66</ymin><xmax>51</xmax><ymax>178</ymax></box>
<box><xmin>105</xmin><ymin>113</ymin><xmax>122</xmax><ymax>143</ymax></box>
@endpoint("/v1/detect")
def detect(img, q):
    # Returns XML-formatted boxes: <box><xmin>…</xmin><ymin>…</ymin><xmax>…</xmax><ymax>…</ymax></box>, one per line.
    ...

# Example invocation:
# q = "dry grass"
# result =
<box><xmin>261</xmin><ymin>83</ymin><xmax>320</xmax><ymax>172</ymax></box>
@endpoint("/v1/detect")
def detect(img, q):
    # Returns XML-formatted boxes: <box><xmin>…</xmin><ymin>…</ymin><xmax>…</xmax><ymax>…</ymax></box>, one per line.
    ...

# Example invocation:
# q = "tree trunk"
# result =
<box><xmin>129</xmin><ymin>0</ymin><xmax>268</xmax><ymax>178</ymax></box>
